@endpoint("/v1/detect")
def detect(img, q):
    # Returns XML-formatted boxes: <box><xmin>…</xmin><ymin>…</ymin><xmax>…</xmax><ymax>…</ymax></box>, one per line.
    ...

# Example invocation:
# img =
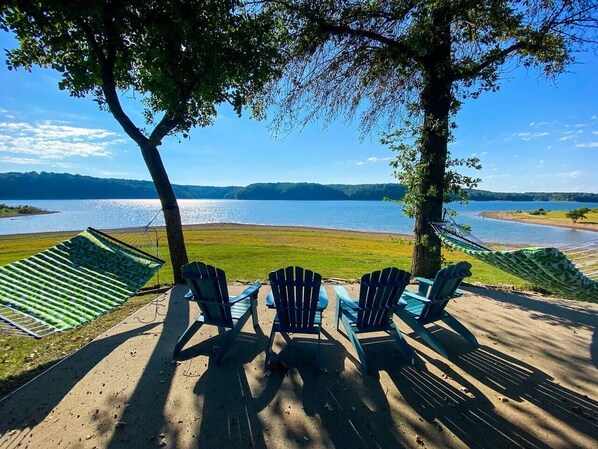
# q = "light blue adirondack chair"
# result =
<box><xmin>265</xmin><ymin>266</ymin><xmax>328</xmax><ymax>370</ymax></box>
<box><xmin>334</xmin><ymin>267</ymin><xmax>415</xmax><ymax>372</ymax></box>
<box><xmin>394</xmin><ymin>261</ymin><xmax>478</xmax><ymax>359</ymax></box>
<box><xmin>174</xmin><ymin>261</ymin><xmax>261</xmax><ymax>363</ymax></box>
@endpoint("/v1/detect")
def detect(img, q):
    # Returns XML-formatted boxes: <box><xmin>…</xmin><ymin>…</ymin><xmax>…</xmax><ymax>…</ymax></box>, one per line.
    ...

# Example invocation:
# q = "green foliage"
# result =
<box><xmin>0</xmin><ymin>203</ymin><xmax>45</xmax><ymax>217</ymax></box>
<box><xmin>565</xmin><ymin>207</ymin><xmax>590</xmax><ymax>223</ymax></box>
<box><xmin>383</xmin><ymin>128</ymin><xmax>481</xmax><ymax>218</ymax></box>
<box><xmin>2</xmin><ymin>1</ymin><xmax>281</xmax><ymax>137</ymax></box>
<box><xmin>529</xmin><ymin>208</ymin><xmax>548</xmax><ymax>216</ymax></box>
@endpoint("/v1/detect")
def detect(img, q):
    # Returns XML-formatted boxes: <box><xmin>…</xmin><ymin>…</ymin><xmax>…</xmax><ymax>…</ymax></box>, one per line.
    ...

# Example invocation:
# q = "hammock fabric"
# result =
<box><xmin>0</xmin><ymin>227</ymin><xmax>164</xmax><ymax>338</ymax></box>
<box><xmin>433</xmin><ymin>222</ymin><xmax>598</xmax><ymax>303</ymax></box>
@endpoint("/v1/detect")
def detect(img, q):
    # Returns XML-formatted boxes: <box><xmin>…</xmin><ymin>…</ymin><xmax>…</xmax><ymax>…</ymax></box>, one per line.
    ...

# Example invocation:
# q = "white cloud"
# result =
<box><xmin>559</xmin><ymin>170</ymin><xmax>582</xmax><ymax>178</ymax></box>
<box><xmin>511</xmin><ymin>131</ymin><xmax>550</xmax><ymax>141</ymax></box>
<box><xmin>480</xmin><ymin>151</ymin><xmax>488</xmax><ymax>156</ymax></box>
<box><xmin>365</xmin><ymin>156</ymin><xmax>393</xmax><ymax>163</ymax></box>
<box><xmin>559</xmin><ymin>135</ymin><xmax>574</xmax><ymax>141</ymax></box>
<box><xmin>574</xmin><ymin>142</ymin><xmax>598</xmax><ymax>148</ymax></box>
<box><xmin>0</xmin><ymin>156</ymin><xmax>45</xmax><ymax>165</ymax></box>
<box><xmin>0</xmin><ymin>120</ymin><xmax>121</xmax><ymax>160</ymax></box>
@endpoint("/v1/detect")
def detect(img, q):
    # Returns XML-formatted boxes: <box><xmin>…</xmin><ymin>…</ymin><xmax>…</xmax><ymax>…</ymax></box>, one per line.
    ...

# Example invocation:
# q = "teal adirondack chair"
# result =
<box><xmin>394</xmin><ymin>261</ymin><xmax>478</xmax><ymax>359</ymax></box>
<box><xmin>265</xmin><ymin>266</ymin><xmax>328</xmax><ymax>370</ymax></box>
<box><xmin>334</xmin><ymin>267</ymin><xmax>415</xmax><ymax>372</ymax></box>
<box><xmin>174</xmin><ymin>262</ymin><xmax>261</xmax><ymax>363</ymax></box>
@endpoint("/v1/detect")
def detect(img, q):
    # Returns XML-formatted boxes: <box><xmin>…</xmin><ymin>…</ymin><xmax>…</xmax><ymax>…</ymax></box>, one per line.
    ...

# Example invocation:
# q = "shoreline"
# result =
<box><xmin>480</xmin><ymin>211</ymin><xmax>598</xmax><ymax>233</ymax></box>
<box><xmin>0</xmin><ymin>210</ymin><xmax>57</xmax><ymax>220</ymax></box>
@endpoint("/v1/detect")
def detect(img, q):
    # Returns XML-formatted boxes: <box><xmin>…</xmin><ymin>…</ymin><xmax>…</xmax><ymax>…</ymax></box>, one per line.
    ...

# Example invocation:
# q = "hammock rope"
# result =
<box><xmin>433</xmin><ymin>218</ymin><xmax>598</xmax><ymax>302</ymax></box>
<box><xmin>0</xmin><ymin>227</ymin><xmax>165</xmax><ymax>338</ymax></box>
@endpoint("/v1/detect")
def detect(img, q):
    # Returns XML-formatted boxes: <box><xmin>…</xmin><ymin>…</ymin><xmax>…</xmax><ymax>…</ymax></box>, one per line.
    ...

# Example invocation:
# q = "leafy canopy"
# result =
<box><xmin>1</xmin><ymin>0</ymin><xmax>282</xmax><ymax>143</ymax></box>
<box><xmin>268</xmin><ymin>1</ymin><xmax>597</xmax><ymax>134</ymax></box>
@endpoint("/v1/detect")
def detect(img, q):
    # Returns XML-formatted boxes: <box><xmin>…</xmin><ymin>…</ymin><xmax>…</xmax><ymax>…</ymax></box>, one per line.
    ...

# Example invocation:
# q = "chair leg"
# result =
<box><xmin>251</xmin><ymin>294</ymin><xmax>259</xmax><ymax>328</ymax></box>
<box><xmin>214</xmin><ymin>309</ymin><xmax>252</xmax><ymax>365</ymax></box>
<box><xmin>443</xmin><ymin>313</ymin><xmax>478</xmax><ymax>347</ymax></box>
<box><xmin>173</xmin><ymin>315</ymin><xmax>204</xmax><ymax>356</ymax></box>
<box><xmin>317</xmin><ymin>327</ymin><xmax>321</xmax><ymax>370</ymax></box>
<box><xmin>334</xmin><ymin>295</ymin><xmax>341</xmax><ymax>330</ymax></box>
<box><xmin>341</xmin><ymin>315</ymin><xmax>368</xmax><ymax>372</ymax></box>
<box><xmin>264</xmin><ymin>325</ymin><xmax>277</xmax><ymax>370</ymax></box>
<box><xmin>395</xmin><ymin>309</ymin><xmax>450</xmax><ymax>360</ymax></box>
<box><xmin>389</xmin><ymin>322</ymin><xmax>415</xmax><ymax>366</ymax></box>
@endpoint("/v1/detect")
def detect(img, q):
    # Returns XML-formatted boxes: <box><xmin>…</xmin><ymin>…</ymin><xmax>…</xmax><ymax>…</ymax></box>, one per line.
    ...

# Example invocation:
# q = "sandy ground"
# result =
<box><xmin>480</xmin><ymin>212</ymin><xmax>598</xmax><ymax>233</ymax></box>
<box><xmin>0</xmin><ymin>284</ymin><xmax>597</xmax><ymax>449</ymax></box>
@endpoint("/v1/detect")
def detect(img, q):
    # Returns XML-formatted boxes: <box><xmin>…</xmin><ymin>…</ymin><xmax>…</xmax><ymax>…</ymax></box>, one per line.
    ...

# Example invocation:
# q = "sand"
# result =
<box><xmin>0</xmin><ymin>284</ymin><xmax>597</xmax><ymax>449</ymax></box>
<box><xmin>480</xmin><ymin>212</ymin><xmax>598</xmax><ymax>233</ymax></box>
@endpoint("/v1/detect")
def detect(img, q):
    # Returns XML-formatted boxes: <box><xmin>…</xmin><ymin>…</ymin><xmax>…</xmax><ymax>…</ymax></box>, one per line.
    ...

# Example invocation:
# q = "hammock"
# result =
<box><xmin>0</xmin><ymin>227</ymin><xmax>164</xmax><ymax>338</ymax></box>
<box><xmin>432</xmin><ymin>220</ymin><xmax>598</xmax><ymax>303</ymax></box>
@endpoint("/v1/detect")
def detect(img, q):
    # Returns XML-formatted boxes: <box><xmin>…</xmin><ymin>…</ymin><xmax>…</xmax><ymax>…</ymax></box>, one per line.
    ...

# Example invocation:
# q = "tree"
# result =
<box><xmin>566</xmin><ymin>207</ymin><xmax>590</xmax><ymax>223</ymax></box>
<box><xmin>267</xmin><ymin>1</ymin><xmax>597</xmax><ymax>277</ymax></box>
<box><xmin>1</xmin><ymin>1</ymin><xmax>280</xmax><ymax>283</ymax></box>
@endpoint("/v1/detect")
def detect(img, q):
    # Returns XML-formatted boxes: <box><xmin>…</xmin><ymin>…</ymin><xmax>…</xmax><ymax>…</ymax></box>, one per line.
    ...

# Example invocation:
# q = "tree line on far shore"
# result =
<box><xmin>1</xmin><ymin>172</ymin><xmax>596</xmax><ymax>203</ymax></box>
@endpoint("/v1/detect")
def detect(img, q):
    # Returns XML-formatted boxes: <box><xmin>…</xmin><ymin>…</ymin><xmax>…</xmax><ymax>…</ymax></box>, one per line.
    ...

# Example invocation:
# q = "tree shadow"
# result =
<box><xmin>464</xmin><ymin>286</ymin><xmax>597</xmax><ymax>331</ymax></box>
<box><xmin>444</xmin><ymin>345</ymin><xmax>598</xmax><ymax>439</ymax></box>
<box><xmin>102</xmin><ymin>285</ymin><xmax>191</xmax><ymax>449</ymax></box>
<box><xmin>0</xmin><ymin>322</ymin><xmax>160</xmax><ymax>446</ymax></box>
<box><xmin>252</xmin><ymin>327</ymin><xmax>409</xmax><ymax>448</ymax></box>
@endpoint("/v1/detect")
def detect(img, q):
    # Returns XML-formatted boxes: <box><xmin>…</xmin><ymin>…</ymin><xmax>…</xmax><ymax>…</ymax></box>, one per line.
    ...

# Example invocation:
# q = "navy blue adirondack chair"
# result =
<box><xmin>174</xmin><ymin>262</ymin><xmax>261</xmax><ymax>363</ymax></box>
<box><xmin>265</xmin><ymin>266</ymin><xmax>328</xmax><ymax>370</ymax></box>
<box><xmin>394</xmin><ymin>261</ymin><xmax>478</xmax><ymax>359</ymax></box>
<box><xmin>334</xmin><ymin>267</ymin><xmax>415</xmax><ymax>372</ymax></box>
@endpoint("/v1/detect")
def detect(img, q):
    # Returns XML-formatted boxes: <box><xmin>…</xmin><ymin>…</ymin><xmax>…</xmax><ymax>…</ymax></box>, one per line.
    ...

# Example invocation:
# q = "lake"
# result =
<box><xmin>0</xmin><ymin>199</ymin><xmax>596</xmax><ymax>246</ymax></box>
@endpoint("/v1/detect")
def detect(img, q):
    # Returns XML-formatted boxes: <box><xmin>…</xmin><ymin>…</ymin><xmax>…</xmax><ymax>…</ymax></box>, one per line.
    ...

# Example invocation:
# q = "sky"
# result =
<box><xmin>0</xmin><ymin>31</ymin><xmax>596</xmax><ymax>193</ymax></box>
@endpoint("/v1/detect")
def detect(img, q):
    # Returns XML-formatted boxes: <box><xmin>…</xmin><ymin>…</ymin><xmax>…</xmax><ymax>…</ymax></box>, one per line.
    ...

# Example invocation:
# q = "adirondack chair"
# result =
<box><xmin>265</xmin><ymin>266</ymin><xmax>328</xmax><ymax>370</ymax></box>
<box><xmin>174</xmin><ymin>262</ymin><xmax>261</xmax><ymax>363</ymax></box>
<box><xmin>394</xmin><ymin>261</ymin><xmax>478</xmax><ymax>359</ymax></box>
<box><xmin>334</xmin><ymin>267</ymin><xmax>415</xmax><ymax>372</ymax></box>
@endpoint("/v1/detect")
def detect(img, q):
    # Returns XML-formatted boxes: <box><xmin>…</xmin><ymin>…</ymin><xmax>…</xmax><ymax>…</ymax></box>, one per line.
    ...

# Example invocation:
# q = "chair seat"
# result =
<box><xmin>397</xmin><ymin>296</ymin><xmax>426</xmax><ymax>317</ymax></box>
<box><xmin>230</xmin><ymin>297</ymin><xmax>253</xmax><ymax>320</ymax></box>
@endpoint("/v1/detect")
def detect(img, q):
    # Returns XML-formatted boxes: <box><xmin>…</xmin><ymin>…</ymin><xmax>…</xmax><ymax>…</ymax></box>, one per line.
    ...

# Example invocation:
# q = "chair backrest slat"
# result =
<box><xmin>181</xmin><ymin>261</ymin><xmax>233</xmax><ymax>324</ymax></box>
<box><xmin>420</xmin><ymin>261</ymin><xmax>472</xmax><ymax>321</ymax></box>
<box><xmin>358</xmin><ymin>267</ymin><xmax>411</xmax><ymax>328</ymax></box>
<box><xmin>269</xmin><ymin>266</ymin><xmax>321</xmax><ymax>331</ymax></box>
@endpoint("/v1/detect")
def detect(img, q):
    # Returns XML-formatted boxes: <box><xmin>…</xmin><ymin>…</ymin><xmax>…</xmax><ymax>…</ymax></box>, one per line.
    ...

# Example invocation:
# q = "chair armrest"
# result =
<box><xmin>334</xmin><ymin>286</ymin><xmax>358</xmax><ymax>309</ymax></box>
<box><xmin>265</xmin><ymin>291</ymin><xmax>275</xmax><ymax>308</ymax></box>
<box><xmin>401</xmin><ymin>290</ymin><xmax>431</xmax><ymax>304</ymax></box>
<box><xmin>415</xmin><ymin>277</ymin><xmax>434</xmax><ymax>287</ymax></box>
<box><xmin>230</xmin><ymin>283</ymin><xmax>262</xmax><ymax>304</ymax></box>
<box><xmin>318</xmin><ymin>286</ymin><xmax>329</xmax><ymax>310</ymax></box>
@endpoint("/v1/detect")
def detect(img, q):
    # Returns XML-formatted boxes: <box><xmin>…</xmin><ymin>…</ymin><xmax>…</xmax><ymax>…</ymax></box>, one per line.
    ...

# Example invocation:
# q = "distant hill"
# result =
<box><xmin>0</xmin><ymin>172</ymin><xmax>596</xmax><ymax>202</ymax></box>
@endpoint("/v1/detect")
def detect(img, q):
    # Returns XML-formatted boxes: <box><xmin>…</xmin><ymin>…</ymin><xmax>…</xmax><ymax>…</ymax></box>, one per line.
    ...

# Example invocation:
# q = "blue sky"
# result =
<box><xmin>0</xmin><ymin>31</ymin><xmax>596</xmax><ymax>193</ymax></box>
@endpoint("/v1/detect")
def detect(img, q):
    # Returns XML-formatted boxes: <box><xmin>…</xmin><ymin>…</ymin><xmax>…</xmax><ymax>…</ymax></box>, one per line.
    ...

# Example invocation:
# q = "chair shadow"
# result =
<box><xmin>384</xmin><ymin>359</ymin><xmax>556</xmax><ymax>449</ymax></box>
<box><xmin>191</xmin><ymin>327</ymin><xmax>270</xmax><ymax>449</ymax></box>
<box><xmin>252</xmin><ymin>327</ymin><xmax>410</xmax><ymax>448</ymax></box>
<box><xmin>0</xmin><ymin>322</ymin><xmax>160</xmax><ymax>445</ymax></box>
<box><xmin>442</xmin><ymin>345</ymin><xmax>598</xmax><ymax>439</ymax></box>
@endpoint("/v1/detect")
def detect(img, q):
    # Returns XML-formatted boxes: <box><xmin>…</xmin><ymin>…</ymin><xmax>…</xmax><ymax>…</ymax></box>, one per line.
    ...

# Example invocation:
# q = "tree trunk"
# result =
<box><xmin>410</xmin><ymin>9</ymin><xmax>452</xmax><ymax>278</ymax></box>
<box><xmin>140</xmin><ymin>143</ymin><xmax>188</xmax><ymax>284</ymax></box>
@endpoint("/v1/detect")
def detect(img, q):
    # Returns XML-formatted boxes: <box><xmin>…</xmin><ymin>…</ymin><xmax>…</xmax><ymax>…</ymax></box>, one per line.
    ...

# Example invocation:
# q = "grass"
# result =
<box><xmin>0</xmin><ymin>293</ymin><xmax>157</xmax><ymax>399</ymax></box>
<box><xmin>510</xmin><ymin>209</ymin><xmax>598</xmax><ymax>227</ymax></box>
<box><xmin>0</xmin><ymin>203</ymin><xmax>51</xmax><ymax>218</ymax></box>
<box><xmin>0</xmin><ymin>223</ymin><xmax>530</xmax><ymax>398</ymax></box>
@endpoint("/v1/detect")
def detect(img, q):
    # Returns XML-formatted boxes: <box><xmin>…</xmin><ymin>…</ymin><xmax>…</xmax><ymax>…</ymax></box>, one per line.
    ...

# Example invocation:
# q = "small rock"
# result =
<box><xmin>115</xmin><ymin>421</ymin><xmax>126</xmax><ymax>429</ymax></box>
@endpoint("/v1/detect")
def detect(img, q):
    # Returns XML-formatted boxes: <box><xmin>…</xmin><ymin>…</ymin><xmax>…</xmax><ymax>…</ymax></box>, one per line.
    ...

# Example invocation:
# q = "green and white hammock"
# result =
<box><xmin>433</xmin><ymin>221</ymin><xmax>598</xmax><ymax>303</ymax></box>
<box><xmin>0</xmin><ymin>227</ymin><xmax>164</xmax><ymax>338</ymax></box>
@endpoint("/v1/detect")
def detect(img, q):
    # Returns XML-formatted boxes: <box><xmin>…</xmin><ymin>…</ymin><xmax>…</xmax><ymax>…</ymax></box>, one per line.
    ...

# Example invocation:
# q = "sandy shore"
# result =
<box><xmin>480</xmin><ymin>211</ymin><xmax>598</xmax><ymax>233</ymax></box>
<box><xmin>1</xmin><ymin>284</ymin><xmax>596</xmax><ymax>448</ymax></box>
